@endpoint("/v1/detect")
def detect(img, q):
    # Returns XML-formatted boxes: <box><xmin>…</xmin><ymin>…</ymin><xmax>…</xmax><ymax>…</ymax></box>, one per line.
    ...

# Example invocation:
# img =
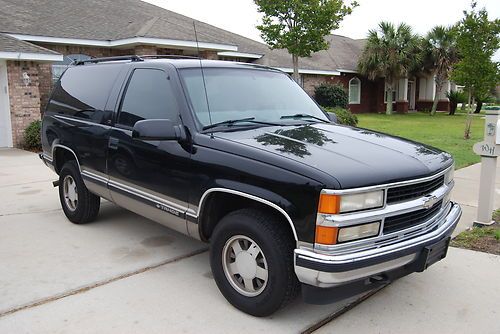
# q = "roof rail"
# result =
<box><xmin>139</xmin><ymin>55</ymin><xmax>201</xmax><ymax>60</ymax></box>
<box><xmin>73</xmin><ymin>55</ymin><xmax>144</xmax><ymax>66</ymax></box>
<box><xmin>72</xmin><ymin>54</ymin><xmax>203</xmax><ymax>66</ymax></box>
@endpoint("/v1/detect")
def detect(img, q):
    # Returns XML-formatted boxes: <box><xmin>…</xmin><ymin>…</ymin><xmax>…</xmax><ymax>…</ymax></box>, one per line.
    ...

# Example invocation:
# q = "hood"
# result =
<box><xmin>213</xmin><ymin>123</ymin><xmax>453</xmax><ymax>189</ymax></box>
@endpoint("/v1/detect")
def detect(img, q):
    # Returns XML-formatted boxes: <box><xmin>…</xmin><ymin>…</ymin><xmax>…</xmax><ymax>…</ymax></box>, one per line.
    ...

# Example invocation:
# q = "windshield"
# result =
<box><xmin>179</xmin><ymin>67</ymin><xmax>329</xmax><ymax>128</ymax></box>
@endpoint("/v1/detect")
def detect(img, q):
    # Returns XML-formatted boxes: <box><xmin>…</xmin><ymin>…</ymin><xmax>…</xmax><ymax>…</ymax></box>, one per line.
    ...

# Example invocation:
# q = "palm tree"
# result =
<box><xmin>422</xmin><ymin>26</ymin><xmax>459</xmax><ymax>115</ymax></box>
<box><xmin>358</xmin><ymin>22</ymin><xmax>421</xmax><ymax>115</ymax></box>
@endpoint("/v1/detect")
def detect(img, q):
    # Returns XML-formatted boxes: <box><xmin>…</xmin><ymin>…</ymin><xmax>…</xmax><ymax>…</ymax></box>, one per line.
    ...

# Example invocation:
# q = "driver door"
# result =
<box><xmin>107</xmin><ymin>67</ymin><xmax>191</xmax><ymax>234</ymax></box>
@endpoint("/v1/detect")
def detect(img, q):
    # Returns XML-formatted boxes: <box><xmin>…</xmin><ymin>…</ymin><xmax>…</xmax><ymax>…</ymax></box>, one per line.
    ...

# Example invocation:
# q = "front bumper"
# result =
<box><xmin>294</xmin><ymin>202</ymin><xmax>461</xmax><ymax>303</ymax></box>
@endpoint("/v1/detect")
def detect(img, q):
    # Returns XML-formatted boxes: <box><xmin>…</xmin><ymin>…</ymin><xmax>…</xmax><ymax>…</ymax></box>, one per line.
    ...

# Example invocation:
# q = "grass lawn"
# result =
<box><xmin>451</xmin><ymin>223</ymin><xmax>500</xmax><ymax>255</ymax></box>
<box><xmin>357</xmin><ymin>112</ymin><xmax>485</xmax><ymax>169</ymax></box>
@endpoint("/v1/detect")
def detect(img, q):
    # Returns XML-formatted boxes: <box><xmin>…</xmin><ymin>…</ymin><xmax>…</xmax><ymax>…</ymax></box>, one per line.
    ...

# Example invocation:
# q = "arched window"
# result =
<box><xmin>349</xmin><ymin>77</ymin><xmax>361</xmax><ymax>104</ymax></box>
<box><xmin>52</xmin><ymin>54</ymin><xmax>91</xmax><ymax>83</ymax></box>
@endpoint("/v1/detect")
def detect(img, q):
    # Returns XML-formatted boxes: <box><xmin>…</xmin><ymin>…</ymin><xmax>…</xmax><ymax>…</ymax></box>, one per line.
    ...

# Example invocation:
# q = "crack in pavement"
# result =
<box><xmin>0</xmin><ymin>247</ymin><xmax>209</xmax><ymax>319</ymax></box>
<box><xmin>301</xmin><ymin>285</ymin><xmax>387</xmax><ymax>334</ymax></box>
<box><xmin>0</xmin><ymin>208</ymin><xmax>61</xmax><ymax>217</ymax></box>
<box><xmin>0</xmin><ymin>179</ymin><xmax>55</xmax><ymax>188</ymax></box>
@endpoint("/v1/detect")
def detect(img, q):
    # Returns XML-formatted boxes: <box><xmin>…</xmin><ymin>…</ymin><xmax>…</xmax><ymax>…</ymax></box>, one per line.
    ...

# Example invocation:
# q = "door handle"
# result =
<box><xmin>108</xmin><ymin>137</ymin><xmax>119</xmax><ymax>150</ymax></box>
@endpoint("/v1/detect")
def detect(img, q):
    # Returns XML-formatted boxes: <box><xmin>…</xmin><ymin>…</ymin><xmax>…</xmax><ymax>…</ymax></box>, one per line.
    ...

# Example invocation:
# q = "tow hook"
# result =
<box><xmin>368</xmin><ymin>275</ymin><xmax>390</xmax><ymax>285</ymax></box>
<box><xmin>53</xmin><ymin>180</ymin><xmax>59</xmax><ymax>187</ymax></box>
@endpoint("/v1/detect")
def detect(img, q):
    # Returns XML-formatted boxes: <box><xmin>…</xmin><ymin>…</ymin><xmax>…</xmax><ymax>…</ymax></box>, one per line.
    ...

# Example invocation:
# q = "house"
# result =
<box><xmin>261</xmin><ymin>35</ymin><xmax>455</xmax><ymax>114</ymax></box>
<box><xmin>0</xmin><ymin>0</ymin><xmax>452</xmax><ymax>148</ymax></box>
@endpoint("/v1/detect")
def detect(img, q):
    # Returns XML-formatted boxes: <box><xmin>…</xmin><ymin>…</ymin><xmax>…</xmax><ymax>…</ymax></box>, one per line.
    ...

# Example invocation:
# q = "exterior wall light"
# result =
<box><xmin>22</xmin><ymin>72</ymin><xmax>31</xmax><ymax>87</ymax></box>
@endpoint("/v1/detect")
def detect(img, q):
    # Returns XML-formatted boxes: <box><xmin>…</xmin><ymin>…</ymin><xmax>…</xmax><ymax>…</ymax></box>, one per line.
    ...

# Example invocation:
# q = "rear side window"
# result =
<box><xmin>117</xmin><ymin>69</ymin><xmax>180</xmax><ymax>128</ymax></box>
<box><xmin>48</xmin><ymin>64</ymin><xmax>122</xmax><ymax>120</ymax></box>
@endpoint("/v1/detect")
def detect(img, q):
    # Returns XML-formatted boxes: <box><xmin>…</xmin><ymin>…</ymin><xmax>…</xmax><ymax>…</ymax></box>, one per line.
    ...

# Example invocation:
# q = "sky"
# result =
<box><xmin>144</xmin><ymin>0</ymin><xmax>500</xmax><ymax>58</ymax></box>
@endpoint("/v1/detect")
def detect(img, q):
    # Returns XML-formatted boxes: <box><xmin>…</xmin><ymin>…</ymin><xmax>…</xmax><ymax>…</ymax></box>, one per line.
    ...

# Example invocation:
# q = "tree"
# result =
<box><xmin>254</xmin><ymin>0</ymin><xmax>357</xmax><ymax>82</ymax></box>
<box><xmin>422</xmin><ymin>26</ymin><xmax>459</xmax><ymax>115</ymax></box>
<box><xmin>358</xmin><ymin>22</ymin><xmax>421</xmax><ymax>115</ymax></box>
<box><xmin>450</xmin><ymin>2</ymin><xmax>500</xmax><ymax>139</ymax></box>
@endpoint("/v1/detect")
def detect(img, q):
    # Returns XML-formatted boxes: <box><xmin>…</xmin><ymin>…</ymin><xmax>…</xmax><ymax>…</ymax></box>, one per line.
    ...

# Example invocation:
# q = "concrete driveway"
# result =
<box><xmin>0</xmin><ymin>149</ymin><xmax>365</xmax><ymax>333</ymax></box>
<box><xmin>0</xmin><ymin>148</ymin><xmax>499</xmax><ymax>333</ymax></box>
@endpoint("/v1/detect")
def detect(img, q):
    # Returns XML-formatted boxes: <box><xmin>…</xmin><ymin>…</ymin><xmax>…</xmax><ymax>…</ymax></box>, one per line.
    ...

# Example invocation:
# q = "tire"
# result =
<box><xmin>58</xmin><ymin>161</ymin><xmax>100</xmax><ymax>224</ymax></box>
<box><xmin>210</xmin><ymin>208</ymin><xmax>299</xmax><ymax>317</ymax></box>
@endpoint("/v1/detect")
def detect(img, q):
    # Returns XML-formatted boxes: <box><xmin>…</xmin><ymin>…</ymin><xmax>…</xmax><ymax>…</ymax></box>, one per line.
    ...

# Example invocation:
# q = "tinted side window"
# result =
<box><xmin>118</xmin><ymin>69</ymin><xmax>180</xmax><ymax>128</ymax></box>
<box><xmin>48</xmin><ymin>64</ymin><xmax>122</xmax><ymax>120</ymax></box>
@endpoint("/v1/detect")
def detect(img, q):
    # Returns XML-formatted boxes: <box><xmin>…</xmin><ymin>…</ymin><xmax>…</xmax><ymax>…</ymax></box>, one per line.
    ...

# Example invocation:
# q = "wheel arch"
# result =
<box><xmin>52</xmin><ymin>144</ymin><xmax>81</xmax><ymax>174</ymax></box>
<box><xmin>197</xmin><ymin>188</ymin><xmax>298</xmax><ymax>242</ymax></box>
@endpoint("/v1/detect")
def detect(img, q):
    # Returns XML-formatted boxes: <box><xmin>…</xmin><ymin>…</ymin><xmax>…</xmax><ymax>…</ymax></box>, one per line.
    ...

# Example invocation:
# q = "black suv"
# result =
<box><xmin>41</xmin><ymin>56</ymin><xmax>461</xmax><ymax>316</ymax></box>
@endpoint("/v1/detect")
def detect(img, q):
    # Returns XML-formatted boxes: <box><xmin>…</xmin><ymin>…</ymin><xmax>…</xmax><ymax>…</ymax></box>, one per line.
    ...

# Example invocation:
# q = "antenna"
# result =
<box><xmin>193</xmin><ymin>21</ymin><xmax>213</xmax><ymax>129</ymax></box>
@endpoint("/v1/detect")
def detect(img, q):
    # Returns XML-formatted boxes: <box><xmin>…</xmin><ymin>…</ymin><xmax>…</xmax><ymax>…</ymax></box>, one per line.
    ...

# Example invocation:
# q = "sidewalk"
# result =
<box><xmin>452</xmin><ymin>161</ymin><xmax>500</xmax><ymax>235</ymax></box>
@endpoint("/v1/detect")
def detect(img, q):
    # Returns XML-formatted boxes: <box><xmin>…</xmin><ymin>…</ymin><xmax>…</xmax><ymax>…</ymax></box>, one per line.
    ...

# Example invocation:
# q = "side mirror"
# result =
<box><xmin>326</xmin><ymin>112</ymin><xmax>338</xmax><ymax>123</ymax></box>
<box><xmin>132</xmin><ymin>119</ymin><xmax>185</xmax><ymax>141</ymax></box>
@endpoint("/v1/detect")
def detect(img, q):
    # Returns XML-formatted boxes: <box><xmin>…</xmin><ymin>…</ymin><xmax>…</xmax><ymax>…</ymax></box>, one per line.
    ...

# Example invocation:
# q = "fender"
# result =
<box><xmin>51</xmin><ymin>141</ymin><xmax>81</xmax><ymax>173</ymax></box>
<box><xmin>195</xmin><ymin>184</ymin><xmax>299</xmax><ymax>241</ymax></box>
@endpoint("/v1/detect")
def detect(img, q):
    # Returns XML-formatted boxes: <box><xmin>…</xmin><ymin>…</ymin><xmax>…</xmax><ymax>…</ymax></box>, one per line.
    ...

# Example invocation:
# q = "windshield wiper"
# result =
<box><xmin>280</xmin><ymin>113</ymin><xmax>329</xmax><ymax>123</ymax></box>
<box><xmin>202</xmin><ymin>117</ymin><xmax>280</xmax><ymax>131</ymax></box>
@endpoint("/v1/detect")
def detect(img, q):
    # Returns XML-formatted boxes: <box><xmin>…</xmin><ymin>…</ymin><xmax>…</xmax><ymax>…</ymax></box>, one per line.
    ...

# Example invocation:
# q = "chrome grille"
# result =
<box><xmin>386</xmin><ymin>175</ymin><xmax>444</xmax><ymax>204</ymax></box>
<box><xmin>383</xmin><ymin>200</ymin><xmax>443</xmax><ymax>234</ymax></box>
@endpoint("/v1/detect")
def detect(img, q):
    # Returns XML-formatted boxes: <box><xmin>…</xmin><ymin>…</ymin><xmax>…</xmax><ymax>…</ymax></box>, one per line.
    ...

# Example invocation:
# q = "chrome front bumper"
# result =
<box><xmin>294</xmin><ymin>203</ymin><xmax>461</xmax><ymax>288</ymax></box>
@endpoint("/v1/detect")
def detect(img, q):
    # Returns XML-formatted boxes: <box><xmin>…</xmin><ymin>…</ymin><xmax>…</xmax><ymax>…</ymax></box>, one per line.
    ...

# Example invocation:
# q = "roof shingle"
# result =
<box><xmin>0</xmin><ymin>0</ymin><xmax>364</xmax><ymax>72</ymax></box>
<box><xmin>0</xmin><ymin>33</ymin><xmax>60</xmax><ymax>55</ymax></box>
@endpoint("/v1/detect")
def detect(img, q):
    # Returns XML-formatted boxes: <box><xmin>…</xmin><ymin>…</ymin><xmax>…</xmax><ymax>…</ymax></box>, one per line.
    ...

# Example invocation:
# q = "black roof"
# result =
<box><xmin>73</xmin><ymin>56</ymin><xmax>283</xmax><ymax>73</ymax></box>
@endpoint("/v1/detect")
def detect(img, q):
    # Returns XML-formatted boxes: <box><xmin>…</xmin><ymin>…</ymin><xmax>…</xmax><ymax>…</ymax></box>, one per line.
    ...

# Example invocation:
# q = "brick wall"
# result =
<box><xmin>200</xmin><ymin>50</ymin><xmax>218</xmax><ymax>60</ymax></box>
<box><xmin>134</xmin><ymin>45</ymin><xmax>157</xmax><ymax>55</ymax></box>
<box><xmin>35</xmin><ymin>43</ymin><xmax>134</xmax><ymax>58</ymax></box>
<box><xmin>38</xmin><ymin>63</ymin><xmax>52</xmax><ymax>111</ymax></box>
<box><xmin>7</xmin><ymin>61</ymin><xmax>42</xmax><ymax>147</ymax></box>
<box><xmin>415</xmin><ymin>100</ymin><xmax>450</xmax><ymax>112</ymax></box>
<box><xmin>302</xmin><ymin>73</ymin><xmax>378</xmax><ymax>113</ymax></box>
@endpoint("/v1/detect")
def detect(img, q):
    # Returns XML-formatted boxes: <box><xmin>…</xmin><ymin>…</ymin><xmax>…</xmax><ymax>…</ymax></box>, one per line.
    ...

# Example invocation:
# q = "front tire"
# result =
<box><xmin>210</xmin><ymin>208</ymin><xmax>299</xmax><ymax>317</ymax></box>
<box><xmin>58</xmin><ymin>161</ymin><xmax>100</xmax><ymax>224</ymax></box>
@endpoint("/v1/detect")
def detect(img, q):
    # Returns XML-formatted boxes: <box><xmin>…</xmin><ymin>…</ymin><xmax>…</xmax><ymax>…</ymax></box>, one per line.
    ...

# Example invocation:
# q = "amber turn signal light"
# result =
<box><xmin>315</xmin><ymin>226</ymin><xmax>339</xmax><ymax>245</ymax></box>
<box><xmin>318</xmin><ymin>194</ymin><xmax>340</xmax><ymax>214</ymax></box>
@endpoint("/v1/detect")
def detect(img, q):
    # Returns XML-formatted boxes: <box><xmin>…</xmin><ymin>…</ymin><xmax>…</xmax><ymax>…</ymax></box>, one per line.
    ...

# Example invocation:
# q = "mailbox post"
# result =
<box><xmin>473</xmin><ymin>110</ymin><xmax>499</xmax><ymax>225</ymax></box>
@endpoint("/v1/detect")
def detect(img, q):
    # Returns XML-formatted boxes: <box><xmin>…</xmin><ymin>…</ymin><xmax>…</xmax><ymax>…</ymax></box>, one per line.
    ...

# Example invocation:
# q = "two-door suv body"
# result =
<box><xmin>41</xmin><ymin>56</ymin><xmax>461</xmax><ymax>316</ymax></box>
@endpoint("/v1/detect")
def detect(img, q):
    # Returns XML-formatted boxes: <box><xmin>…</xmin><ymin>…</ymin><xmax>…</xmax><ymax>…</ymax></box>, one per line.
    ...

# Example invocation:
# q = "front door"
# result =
<box><xmin>0</xmin><ymin>60</ymin><xmax>13</xmax><ymax>147</ymax></box>
<box><xmin>107</xmin><ymin>67</ymin><xmax>192</xmax><ymax>234</ymax></box>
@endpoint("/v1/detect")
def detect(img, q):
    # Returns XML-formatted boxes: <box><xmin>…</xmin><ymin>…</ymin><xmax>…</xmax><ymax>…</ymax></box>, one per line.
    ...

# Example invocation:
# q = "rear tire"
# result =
<box><xmin>58</xmin><ymin>161</ymin><xmax>100</xmax><ymax>224</ymax></box>
<box><xmin>210</xmin><ymin>208</ymin><xmax>299</xmax><ymax>317</ymax></box>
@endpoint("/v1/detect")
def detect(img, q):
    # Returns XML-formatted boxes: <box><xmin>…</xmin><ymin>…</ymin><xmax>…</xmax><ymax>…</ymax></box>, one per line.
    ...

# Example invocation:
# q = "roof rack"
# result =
<box><xmin>140</xmin><ymin>55</ymin><xmax>201</xmax><ymax>60</ymax></box>
<box><xmin>73</xmin><ymin>54</ymin><xmax>201</xmax><ymax>66</ymax></box>
<box><xmin>73</xmin><ymin>55</ymin><xmax>143</xmax><ymax>65</ymax></box>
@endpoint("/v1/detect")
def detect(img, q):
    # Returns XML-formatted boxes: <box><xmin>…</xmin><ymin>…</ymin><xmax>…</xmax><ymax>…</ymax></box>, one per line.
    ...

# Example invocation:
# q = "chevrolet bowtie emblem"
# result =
<box><xmin>422</xmin><ymin>195</ymin><xmax>439</xmax><ymax>209</ymax></box>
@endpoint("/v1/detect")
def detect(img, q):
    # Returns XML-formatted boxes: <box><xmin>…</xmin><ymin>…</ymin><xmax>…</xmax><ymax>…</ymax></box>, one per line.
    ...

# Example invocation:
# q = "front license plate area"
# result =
<box><xmin>415</xmin><ymin>237</ymin><xmax>451</xmax><ymax>272</ymax></box>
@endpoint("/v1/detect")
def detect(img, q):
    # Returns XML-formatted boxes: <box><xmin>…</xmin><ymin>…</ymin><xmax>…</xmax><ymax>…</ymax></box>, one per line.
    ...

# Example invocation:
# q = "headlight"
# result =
<box><xmin>318</xmin><ymin>190</ymin><xmax>384</xmax><ymax>214</ymax></box>
<box><xmin>315</xmin><ymin>221</ymin><xmax>380</xmax><ymax>245</ymax></box>
<box><xmin>444</xmin><ymin>165</ymin><xmax>454</xmax><ymax>185</ymax></box>
<box><xmin>338</xmin><ymin>222</ymin><xmax>381</xmax><ymax>243</ymax></box>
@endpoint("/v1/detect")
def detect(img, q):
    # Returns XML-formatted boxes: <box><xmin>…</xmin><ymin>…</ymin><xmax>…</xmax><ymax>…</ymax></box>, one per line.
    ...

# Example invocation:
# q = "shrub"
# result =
<box><xmin>324</xmin><ymin>107</ymin><xmax>358</xmax><ymax>126</ymax></box>
<box><xmin>314</xmin><ymin>83</ymin><xmax>348</xmax><ymax>108</ymax></box>
<box><xmin>446</xmin><ymin>91</ymin><xmax>466</xmax><ymax>115</ymax></box>
<box><xmin>23</xmin><ymin>120</ymin><xmax>42</xmax><ymax>151</ymax></box>
<box><xmin>493</xmin><ymin>209</ymin><xmax>500</xmax><ymax>223</ymax></box>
